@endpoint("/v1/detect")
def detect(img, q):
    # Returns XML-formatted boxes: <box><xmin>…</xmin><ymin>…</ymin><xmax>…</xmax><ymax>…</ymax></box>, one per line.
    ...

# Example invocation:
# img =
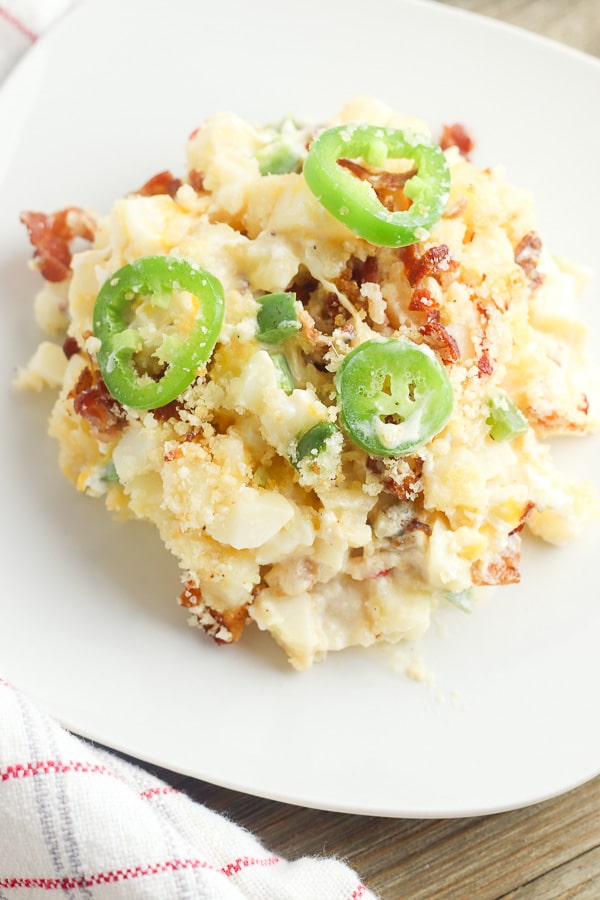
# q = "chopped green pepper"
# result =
<box><xmin>100</xmin><ymin>459</ymin><xmax>119</xmax><ymax>483</ymax></box>
<box><xmin>256</xmin><ymin>115</ymin><xmax>305</xmax><ymax>175</ymax></box>
<box><xmin>303</xmin><ymin>124</ymin><xmax>450</xmax><ymax>247</ymax></box>
<box><xmin>93</xmin><ymin>255</ymin><xmax>224</xmax><ymax>410</ymax></box>
<box><xmin>294</xmin><ymin>422</ymin><xmax>340</xmax><ymax>466</ymax></box>
<box><xmin>257</xmin><ymin>141</ymin><xmax>302</xmax><ymax>176</ymax></box>
<box><xmin>271</xmin><ymin>352</ymin><xmax>296</xmax><ymax>394</ymax></box>
<box><xmin>334</xmin><ymin>338</ymin><xmax>453</xmax><ymax>457</ymax></box>
<box><xmin>487</xmin><ymin>392</ymin><xmax>528</xmax><ymax>441</ymax></box>
<box><xmin>256</xmin><ymin>292</ymin><xmax>300</xmax><ymax>344</ymax></box>
<box><xmin>444</xmin><ymin>589</ymin><xmax>475</xmax><ymax>614</ymax></box>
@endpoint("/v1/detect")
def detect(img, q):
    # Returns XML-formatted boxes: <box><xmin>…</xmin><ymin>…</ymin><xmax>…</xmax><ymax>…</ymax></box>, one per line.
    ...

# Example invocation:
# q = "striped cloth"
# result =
<box><xmin>0</xmin><ymin>1</ymin><xmax>74</xmax><ymax>78</ymax></box>
<box><xmin>0</xmin><ymin>4</ymin><xmax>377</xmax><ymax>898</ymax></box>
<box><xmin>0</xmin><ymin>677</ymin><xmax>375</xmax><ymax>898</ymax></box>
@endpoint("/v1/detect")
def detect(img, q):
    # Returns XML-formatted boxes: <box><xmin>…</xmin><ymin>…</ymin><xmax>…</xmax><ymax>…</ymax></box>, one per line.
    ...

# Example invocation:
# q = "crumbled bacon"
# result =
<box><xmin>136</xmin><ymin>170</ymin><xmax>182</xmax><ymax>197</ymax></box>
<box><xmin>62</xmin><ymin>336</ymin><xmax>80</xmax><ymax>360</ymax></box>
<box><xmin>407</xmin><ymin>287</ymin><xmax>459</xmax><ymax>366</ymax></box>
<box><xmin>408</xmin><ymin>287</ymin><xmax>439</xmax><ymax>315</ymax></box>
<box><xmin>419</xmin><ymin>318</ymin><xmax>460</xmax><ymax>365</ymax></box>
<box><xmin>439</xmin><ymin>123</ymin><xmax>474</xmax><ymax>157</ymax></box>
<box><xmin>472</xmin><ymin>535</ymin><xmax>521</xmax><ymax>586</ymax></box>
<box><xmin>400</xmin><ymin>244</ymin><xmax>458</xmax><ymax>286</ymax></box>
<box><xmin>151</xmin><ymin>399</ymin><xmax>184</xmax><ymax>422</ymax></box>
<box><xmin>188</xmin><ymin>169</ymin><xmax>205</xmax><ymax>193</ymax></box>
<box><xmin>179</xmin><ymin>580</ymin><xmax>202</xmax><ymax>608</ymax></box>
<box><xmin>370</xmin><ymin>456</ymin><xmax>424</xmax><ymax>502</ymax></box>
<box><xmin>338</xmin><ymin>159</ymin><xmax>416</xmax><ymax>212</ymax></box>
<box><xmin>514</xmin><ymin>232</ymin><xmax>543</xmax><ymax>288</ymax></box>
<box><xmin>477</xmin><ymin>348</ymin><xmax>494</xmax><ymax>377</ymax></box>
<box><xmin>335</xmin><ymin>255</ymin><xmax>380</xmax><ymax>308</ymax></box>
<box><xmin>180</xmin><ymin>580</ymin><xmax>248</xmax><ymax>644</ymax></box>
<box><xmin>69</xmin><ymin>366</ymin><xmax>126</xmax><ymax>442</ymax></box>
<box><xmin>297</xmin><ymin>307</ymin><xmax>330</xmax><ymax>346</ymax></box>
<box><xmin>21</xmin><ymin>208</ymin><xmax>95</xmax><ymax>283</ymax></box>
<box><xmin>361</xmin><ymin>254</ymin><xmax>379</xmax><ymax>285</ymax></box>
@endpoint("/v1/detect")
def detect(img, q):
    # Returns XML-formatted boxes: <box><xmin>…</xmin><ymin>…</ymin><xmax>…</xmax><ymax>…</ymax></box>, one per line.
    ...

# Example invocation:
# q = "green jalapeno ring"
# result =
<box><xmin>334</xmin><ymin>337</ymin><xmax>453</xmax><ymax>457</ymax></box>
<box><xmin>93</xmin><ymin>255</ymin><xmax>225</xmax><ymax>410</ymax></box>
<box><xmin>303</xmin><ymin>124</ymin><xmax>451</xmax><ymax>247</ymax></box>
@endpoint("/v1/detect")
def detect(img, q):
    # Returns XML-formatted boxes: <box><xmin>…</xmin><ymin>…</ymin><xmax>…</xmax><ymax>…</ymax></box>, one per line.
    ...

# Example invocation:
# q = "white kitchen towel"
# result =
<box><xmin>0</xmin><ymin>0</ymin><xmax>75</xmax><ymax>79</ymax></box>
<box><xmin>0</xmin><ymin>675</ymin><xmax>376</xmax><ymax>898</ymax></box>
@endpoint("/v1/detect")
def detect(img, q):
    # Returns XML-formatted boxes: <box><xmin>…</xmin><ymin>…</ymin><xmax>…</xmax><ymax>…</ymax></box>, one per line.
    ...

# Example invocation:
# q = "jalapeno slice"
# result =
<box><xmin>93</xmin><ymin>255</ymin><xmax>224</xmax><ymax>410</ymax></box>
<box><xmin>334</xmin><ymin>338</ymin><xmax>453</xmax><ymax>456</ymax></box>
<box><xmin>303</xmin><ymin>124</ymin><xmax>451</xmax><ymax>247</ymax></box>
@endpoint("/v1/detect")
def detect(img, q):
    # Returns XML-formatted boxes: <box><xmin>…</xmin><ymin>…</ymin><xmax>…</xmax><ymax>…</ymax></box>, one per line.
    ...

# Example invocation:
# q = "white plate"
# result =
<box><xmin>0</xmin><ymin>0</ymin><xmax>598</xmax><ymax>818</ymax></box>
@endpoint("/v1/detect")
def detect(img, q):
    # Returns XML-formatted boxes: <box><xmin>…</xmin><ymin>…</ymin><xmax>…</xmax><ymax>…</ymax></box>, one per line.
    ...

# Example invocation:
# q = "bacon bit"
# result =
<box><xmin>69</xmin><ymin>366</ymin><xmax>126</xmax><ymax>442</ymax></box>
<box><xmin>440</xmin><ymin>123</ymin><xmax>474</xmax><ymax>157</ymax></box>
<box><xmin>400</xmin><ymin>244</ymin><xmax>458</xmax><ymax>286</ymax></box>
<box><xmin>62</xmin><ymin>336</ymin><xmax>80</xmax><ymax>360</ymax></box>
<box><xmin>335</xmin><ymin>255</ymin><xmax>381</xmax><ymax>309</ymax></box>
<box><xmin>477</xmin><ymin>348</ymin><xmax>494</xmax><ymax>377</ymax></box>
<box><xmin>180</xmin><ymin>580</ymin><xmax>248</xmax><ymax>644</ymax></box>
<box><xmin>578</xmin><ymin>394</ymin><xmax>589</xmax><ymax>416</ymax></box>
<box><xmin>407</xmin><ymin>286</ymin><xmax>459</xmax><ymax>366</ymax></box>
<box><xmin>361</xmin><ymin>255</ymin><xmax>379</xmax><ymax>284</ymax></box>
<box><xmin>370</xmin><ymin>456</ymin><xmax>424</xmax><ymax>502</ymax></box>
<box><xmin>514</xmin><ymin>232</ymin><xmax>543</xmax><ymax>288</ymax></box>
<box><xmin>509</xmin><ymin>501</ymin><xmax>535</xmax><ymax>536</ymax></box>
<box><xmin>325</xmin><ymin>291</ymin><xmax>344</xmax><ymax>316</ymax></box>
<box><xmin>472</xmin><ymin>535</ymin><xmax>521</xmax><ymax>586</ymax></box>
<box><xmin>188</xmin><ymin>169</ymin><xmax>205</xmax><ymax>193</ymax></box>
<box><xmin>420</xmin><ymin>319</ymin><xmax>460</xmax><ymax>365</ymax></box>
<box><xmin>338</xmin><ymin>159</ymin><xmax>416</xmax><ymax>212</ymax></box>
<box><xmin>151</xmin><ymin>399</ymin><xmax>183</xmax><ymax>422</ymax></box>
<box><xmin>383</xmin><ymin>477</ymin><xmax>419</xmax><ymax>501</ymax></box>
<box><xmin>210</xmin><ymin>606</ymin><xmax>249</xmax><ymax>644</ymax></box>
<box><xmin>21</xmin><ymin>208</ymin><xmax>95</xmax><ymax>283</ymax></box>
<box><xmin>297</xmin><ymin>307</ymin><xmax>330</xmax><ymax>346</ymax></box>
<box><xmin>408</xmin><ymin>287</ymin><xmax>439</xmax><ymax>315</ymax></box>
<box><xmin>179</xmin><ymin>580</ymin><xmax>202</xmax><ymax>608</ymax></box>
<box><xmin>136</xmin><ymin>170</ymin><xmax>182</xmax><ymax>198</ymax></box>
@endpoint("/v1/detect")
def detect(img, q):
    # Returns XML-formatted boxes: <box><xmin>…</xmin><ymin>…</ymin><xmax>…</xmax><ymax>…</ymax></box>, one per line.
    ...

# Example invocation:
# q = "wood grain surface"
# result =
<box><xmin>442</xmin><ymin>0</ymin><xmax>600</xmax><ymax>57</ymax></box>
<box><xmin>117</xmin><ymin>3</ymin><xmax>600</xmax><ymax>897</ymax></box>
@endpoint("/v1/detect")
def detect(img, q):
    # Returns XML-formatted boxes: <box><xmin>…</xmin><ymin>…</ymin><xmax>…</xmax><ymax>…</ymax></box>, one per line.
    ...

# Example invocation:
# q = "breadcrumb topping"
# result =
<box><xmin>17</xmin><ymin>98</ymin><xmax>599</xmax><ymax>669</ymax></box>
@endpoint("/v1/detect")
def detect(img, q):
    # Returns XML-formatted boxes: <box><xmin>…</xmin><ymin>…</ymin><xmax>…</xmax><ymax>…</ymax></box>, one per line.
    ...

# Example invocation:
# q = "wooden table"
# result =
<box><xmin>116</xmin><ymin>4</ymin><xmax>600</xmax><ymax>897</ymax></box>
